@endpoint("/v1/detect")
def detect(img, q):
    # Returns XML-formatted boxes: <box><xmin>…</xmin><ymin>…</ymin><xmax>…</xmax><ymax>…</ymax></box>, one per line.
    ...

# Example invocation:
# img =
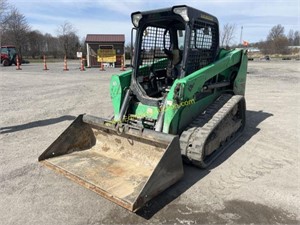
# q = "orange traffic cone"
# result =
<box><xmin>43</xmin><ymin>55</ymin><xmax>48</xmax><ymax>70</ymax></box>
<box><xmin>80</xmin><ymin>57</ymin><xmax>85</xmax><ymax>71</ymax></box>
<box><xmin>16</xmin><ymin>55</ymin><xmax>22</xmax><ymax>70</ymax></box>
<box><xmin>120</xmin><ymin>57</ymin><xmax>126</xmax><ymax>71</ymax></box>
<box><xmin>63</xmin><ymin>56</ymin><xmax>69</xmax><ymax>71</ymax></box>
<box><xmin>100</xmin><ymin>61</ymin><xmax>105</xmax><ymax>71</ymax></box>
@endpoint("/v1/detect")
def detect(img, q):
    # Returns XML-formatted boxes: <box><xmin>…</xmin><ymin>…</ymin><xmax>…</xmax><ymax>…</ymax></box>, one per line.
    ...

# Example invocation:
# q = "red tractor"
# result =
<box><xmin>1</xmin><ymin>45</ymin><xmax>21</xmax><ymax>66</ymax></box>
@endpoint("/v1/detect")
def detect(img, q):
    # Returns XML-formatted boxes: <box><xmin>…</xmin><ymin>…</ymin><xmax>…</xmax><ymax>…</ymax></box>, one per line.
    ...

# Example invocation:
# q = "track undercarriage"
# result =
<box><xmin>180</xmin><ymin>94</ymin><xmax>246</xmax><ymax>168</ymax></box>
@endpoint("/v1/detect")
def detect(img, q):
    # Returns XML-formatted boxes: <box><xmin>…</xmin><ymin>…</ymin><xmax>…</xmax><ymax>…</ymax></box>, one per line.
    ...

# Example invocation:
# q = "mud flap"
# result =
<box><xmin>39</xmin><ymin>114</ymin><xmax>184</xmax><ymax>212</ymax></box>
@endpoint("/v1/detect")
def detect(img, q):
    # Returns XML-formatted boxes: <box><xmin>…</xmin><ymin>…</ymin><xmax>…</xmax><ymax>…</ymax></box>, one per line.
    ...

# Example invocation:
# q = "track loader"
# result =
<box><xmin>39</xmin><ymin>5</ymin><xmax>248</xmax><ymax>212</ymax></box>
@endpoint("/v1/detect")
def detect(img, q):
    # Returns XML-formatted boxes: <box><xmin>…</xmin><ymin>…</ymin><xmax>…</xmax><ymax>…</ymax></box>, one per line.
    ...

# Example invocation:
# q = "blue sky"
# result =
<box><xmin>10</xmin><ymin>0</ymin><xmax>300</xmax><ymax>44</ymax></box>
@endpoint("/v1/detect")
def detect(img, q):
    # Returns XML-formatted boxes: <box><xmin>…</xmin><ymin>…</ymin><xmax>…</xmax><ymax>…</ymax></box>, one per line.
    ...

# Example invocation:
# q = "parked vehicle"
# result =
<box><xmin>1</xmin><ymin>45</ymin><xmax>21</xmax><ymax>66</ymax></box>
<box><xmin>39</xmin><ymin>5</ymin><xmax>248</xmax><ymax>212</ymax></box>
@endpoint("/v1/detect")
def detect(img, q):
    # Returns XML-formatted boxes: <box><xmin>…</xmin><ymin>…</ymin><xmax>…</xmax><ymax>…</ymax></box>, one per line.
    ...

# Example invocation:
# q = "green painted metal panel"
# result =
<box><xmin>132</xmin><ymin>103</ymin><xmax>159</xmax><ymax>120</ymax></box>
<box><xmin>234</xmin><ymin>49</ymin><xmax>248</xmax><ymax>95</ymax></box>
<box><xmin>109</xmin><ymin>48</ymin><xmax>247</xmax><ymax>134</ymax></box>
<box><xmin>110</xmin><ymin>70</ymin><xmax>131</xmax><ymax>119</ymax></box>
<box><xmin>162</xmin><ymin>48</ymin><xmax>247</xmax><ymax>134</ymax></box>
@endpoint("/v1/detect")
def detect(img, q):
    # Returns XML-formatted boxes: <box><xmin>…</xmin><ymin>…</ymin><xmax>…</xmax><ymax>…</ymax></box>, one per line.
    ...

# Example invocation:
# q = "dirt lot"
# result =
<box><xmin>0</xmin><ymin>60</ymin><xmax>299</xmax><ymax>225</ymax></box>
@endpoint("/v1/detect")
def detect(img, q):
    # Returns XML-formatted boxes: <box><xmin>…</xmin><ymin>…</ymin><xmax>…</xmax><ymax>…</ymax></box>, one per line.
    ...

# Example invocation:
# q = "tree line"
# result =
<box><xmin>220</xmin><ymin>23</ymin><xmax>299</xmax><ymax>55</ymax></box>
<box><xmin>255</xmin><ymin>25</ymin><xmax>299</xmax><ymax>55</ymax></box>
<box><xmin>0</xmin><ymin>0</ymin><xmax>83</xmax><ymax>59</ymax></box>
<box><xmin>1</xmin><ymin>0</ymin><xmax>299</xmax><ymax>59</ymax></box>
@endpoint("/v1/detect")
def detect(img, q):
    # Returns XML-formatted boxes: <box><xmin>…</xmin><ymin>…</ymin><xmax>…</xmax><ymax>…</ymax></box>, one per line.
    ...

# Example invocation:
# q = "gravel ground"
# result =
<box><xmin>0</xmin><ymin>60</ymin><xmax>299</xmax><ymax>225</ymax></box>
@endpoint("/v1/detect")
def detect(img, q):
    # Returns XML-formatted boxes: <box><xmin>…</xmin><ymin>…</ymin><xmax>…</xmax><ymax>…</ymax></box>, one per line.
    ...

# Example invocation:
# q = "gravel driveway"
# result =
<box><xmin>0</xmin><ymin>60</ymin><xmax>299</xmax><ymax>224</ymax></box>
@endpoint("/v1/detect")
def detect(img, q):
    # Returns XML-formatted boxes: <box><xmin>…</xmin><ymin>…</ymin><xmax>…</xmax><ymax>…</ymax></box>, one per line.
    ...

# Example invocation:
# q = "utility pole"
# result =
<box><xmin>240</xmin><ymin>26</ymin><xmax>243</xmax><ymax>46</ymax></box>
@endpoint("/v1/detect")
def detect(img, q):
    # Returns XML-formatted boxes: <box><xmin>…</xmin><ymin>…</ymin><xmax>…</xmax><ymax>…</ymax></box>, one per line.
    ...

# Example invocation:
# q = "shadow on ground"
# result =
<box><xmin>136</xmin><ymin>110</ymin><xmax>273</xmax><ymax>219</ymax></box>
<box><xmin>0</xmin><ymin>115</ymin><xmax>76</xmax><ymax>134</ymax></box>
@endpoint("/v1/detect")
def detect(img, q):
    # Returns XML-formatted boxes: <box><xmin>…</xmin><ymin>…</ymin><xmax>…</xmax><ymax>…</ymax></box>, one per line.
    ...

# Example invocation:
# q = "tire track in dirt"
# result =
<box><xmin>206</xmin><ymin>137</ymin><xmax>294</xmax><ymax>199</ymax></box>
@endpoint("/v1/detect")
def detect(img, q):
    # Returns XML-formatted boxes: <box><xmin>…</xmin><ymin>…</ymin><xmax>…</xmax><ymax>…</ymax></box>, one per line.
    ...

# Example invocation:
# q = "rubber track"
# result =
<box><xmin>180</xmin><ymin>94</ymin><xmax>245</xmax><ymax>168</ymax></box>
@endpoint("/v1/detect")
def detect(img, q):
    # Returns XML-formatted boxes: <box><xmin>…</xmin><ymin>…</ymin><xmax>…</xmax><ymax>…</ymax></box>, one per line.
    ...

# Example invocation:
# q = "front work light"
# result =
<box><xmin>173</xmin><ymin>7</ymin><xmax>189</xmax><ymax>22</ymax></box>
<box><xmin>132</xmin><ymin>13</ymin><xmax>142</xmax><ymax>27</ymax></box>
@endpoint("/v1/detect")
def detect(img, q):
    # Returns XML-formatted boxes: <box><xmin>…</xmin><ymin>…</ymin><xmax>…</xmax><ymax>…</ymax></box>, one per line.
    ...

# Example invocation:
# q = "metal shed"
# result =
<box><xmin>85</xmin><ymin>34</ymin><xmax>125</xmax><ymax>68</ymax></box>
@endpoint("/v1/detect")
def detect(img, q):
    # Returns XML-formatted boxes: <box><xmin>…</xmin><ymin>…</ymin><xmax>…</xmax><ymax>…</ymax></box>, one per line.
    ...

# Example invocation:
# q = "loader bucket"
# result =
<box><xmin>39</xmin><ymin>114</ymin><xmax>183</xmax><ymax>212</ymax></box>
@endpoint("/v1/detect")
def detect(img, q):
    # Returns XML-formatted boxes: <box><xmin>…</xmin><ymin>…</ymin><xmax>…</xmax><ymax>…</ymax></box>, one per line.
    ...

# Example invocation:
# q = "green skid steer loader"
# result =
<box><xmin>39</xmin><ymin>5</ymin><xmax>248</xmax><ymax>212</ymax></box>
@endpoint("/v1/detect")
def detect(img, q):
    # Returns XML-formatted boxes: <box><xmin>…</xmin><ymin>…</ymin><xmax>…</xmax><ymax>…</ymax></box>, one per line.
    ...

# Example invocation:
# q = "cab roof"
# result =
<box><xmin>132</xmin><ymin>5</ymin><xmax>218</xmax><ymax>25</ymax></box>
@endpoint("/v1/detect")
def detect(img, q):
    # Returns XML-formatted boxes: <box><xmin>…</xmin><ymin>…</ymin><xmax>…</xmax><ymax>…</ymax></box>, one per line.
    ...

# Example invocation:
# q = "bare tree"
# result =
<box><xmin>220</xmin><ymin>23</ymin><xmax>236</xmax><ymax>48</ymax></box>
<box><xmin>0</xmin><ymin>0</ymin><xmax>9</xmax><ymax>46</ymax></box>
<box><xmin>0</xmin><ymin>0</ymin><xmax>9</xmax><ymax>23</ymax></box>
<box><xmin>1</xmin><ymin>7</ymin><xmax>30</xmax><ymax>54</ymax></box>
<box><xmin>44</xmin><ymin>33</ymin><xmax>61</xmax><ymax>58</ymax></box>
<box><xmin>26</xmin><ymin>30</ymin><xmax>45</xmax><ymax>58</ymax></box>
<box><xmin>57</xmin><ymin>21</ymin><xmax>79</xmax><ymax>58</ymax></box>
<box><xmin>125</xmin><ymin>43</ymin><xmax>131</xmax><ymax>59</ymax></box>
<box><xmin>267</xmin><ymin>24</ymin><xmax>285</xmax><ymax>41</ymax></box>
<box><xmin>293</xmin><ymin>31</ymin><xmax>300</xmax><ymax>46</ymax></box>
<box><xmin>260</xmin><ymin>25</ymin><xmax>290</xmax><ymax>54</ymax></box>
<box><xmin>80</xmin><ymin>37</ymin><xmax>87</xmax><ymax>56</ymax></box>
<box><xmin>288</xmin><ymin>29</ymin><xmax>294</xmax><ymax>45</ymax></box>
<box><xmin>273</xmin><ymin>37</ymin><xmax>290</xmax><ymax>54</ymax></box>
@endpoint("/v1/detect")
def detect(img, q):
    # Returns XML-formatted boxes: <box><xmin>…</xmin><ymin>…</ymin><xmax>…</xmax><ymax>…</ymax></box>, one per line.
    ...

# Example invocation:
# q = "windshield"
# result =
<box><xmin>139</xmin><ymin>26</ymin><xmax>170</xmax><ymax>67</ymax></box>
<box><xmin>8</xmin><ymin>48</ymin><xmax>16</xmax><ymax>54</ymax></box>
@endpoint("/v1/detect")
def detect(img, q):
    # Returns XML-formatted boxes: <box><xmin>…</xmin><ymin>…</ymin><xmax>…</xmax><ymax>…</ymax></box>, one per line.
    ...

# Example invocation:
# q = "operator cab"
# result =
<box><xmin>131</xmin><ymin>6</ymin><xmax>219</xmax><ymax>106</ymax></box>
<box><xmin>136</xmin><ymin>20</ymin><xmax>184</xmax><ymax>98</ymax></box>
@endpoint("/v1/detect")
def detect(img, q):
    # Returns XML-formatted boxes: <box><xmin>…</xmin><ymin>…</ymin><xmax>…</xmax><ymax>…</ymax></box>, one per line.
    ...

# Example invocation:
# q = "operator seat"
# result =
<box><xmin>166</xmin><ymin>49</ymin><xmax>182</xmax><ymax>80</ymax></box>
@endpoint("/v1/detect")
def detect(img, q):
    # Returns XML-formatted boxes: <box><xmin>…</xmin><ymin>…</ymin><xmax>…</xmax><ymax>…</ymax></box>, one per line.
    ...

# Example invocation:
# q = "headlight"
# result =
<box><xmin>173</xmin><ymin>7</ymin><xmax>189</xmax><ymax>22</ymax></box>
<box><xmin>132</xmin><ymin>13</ymin><xmax>142</xmax><ymax>27</ymax></box>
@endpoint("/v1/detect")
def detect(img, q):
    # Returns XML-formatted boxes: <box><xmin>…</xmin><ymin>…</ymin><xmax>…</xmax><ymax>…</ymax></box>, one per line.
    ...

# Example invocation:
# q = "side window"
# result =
<box><xmin>195</xmin><ymin>27</ymin><xmax>212</xmax><ymax>49</ymax></box>
<box><xmin>8</xmin><ymin>48</ymin><xmax>16</xmax><ymax>55</ymax></box>
<box><xmin>190</xmin><ymin>30</ymin><xmax>195</xmax><ymax>48</ymax></box>
<box><xmin>190</xmin><ymin>27</ymin><xmax>212</xmax><ymax>49</ymax></box>
<box><xmin>1</xmin><ymin>48</ymin><xmax>8</xmax><ymax>54</ymax></box>
<box><xmin>185</xmin><ymin>20</ymin><xmax>218</xmax><ymax>75</ymax></box>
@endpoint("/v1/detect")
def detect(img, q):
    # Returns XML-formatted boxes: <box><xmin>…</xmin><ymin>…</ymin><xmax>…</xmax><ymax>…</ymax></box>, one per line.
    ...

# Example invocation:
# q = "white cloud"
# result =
<box><xmin>8</xmin><ymin>0</ymin><xmax>300</xmax><ymax>43</ymax></box>
<box><xmin>95</xmin><ymin>0</ymin><xmax>145</xmax><ymax>16</ymax></box>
